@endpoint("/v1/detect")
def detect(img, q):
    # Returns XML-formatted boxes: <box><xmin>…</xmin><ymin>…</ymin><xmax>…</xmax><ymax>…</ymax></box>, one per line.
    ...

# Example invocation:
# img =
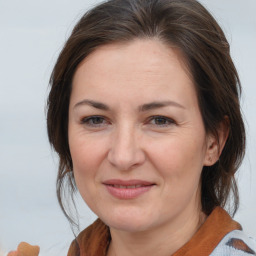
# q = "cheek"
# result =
<box><xmin>69</xmin><ymin>136</ymin><xmax>105</xmax><ymax>185</ymax></box>
<box><xmin>70</xmin><ymin>131</ymin><xmax>106</xmax><ymax>164</ymax></box>
<box><xmin>147</xmin><ymin>134</ymin><xmax>206</xmax><ymax>181</ymax></box>
<box><xmin>147</xmin><ymin>137</ymin><xmax>205</xmax><ymax>211</ymax></box>
<box><xmin>69</xmin><ymin>138</ymin><xmax>107</xmax><ymax>208</ymax></box>
<box><xmin>69</xmin><ymin>134</ymin><xmax>112</xmax><ymax>206</ymax></box>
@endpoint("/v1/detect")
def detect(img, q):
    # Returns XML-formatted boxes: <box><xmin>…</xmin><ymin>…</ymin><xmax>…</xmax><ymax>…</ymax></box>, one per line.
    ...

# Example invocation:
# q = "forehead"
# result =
<box><xmin>71</xmin><ymin>39</ymin><xmax>197</xmax><ymax>109</ymax></box>
<box><xmin>75</xmin><ymin>39</ymin><xmax>190</xmax><ymax>79</ymax></box>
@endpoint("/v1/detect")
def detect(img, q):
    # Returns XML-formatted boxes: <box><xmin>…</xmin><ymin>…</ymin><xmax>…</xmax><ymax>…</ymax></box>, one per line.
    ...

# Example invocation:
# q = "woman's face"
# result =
<box><xmin>68</xmin><ymin>39</ymin><xmax>213</xmax><ymax>232</ymax></box>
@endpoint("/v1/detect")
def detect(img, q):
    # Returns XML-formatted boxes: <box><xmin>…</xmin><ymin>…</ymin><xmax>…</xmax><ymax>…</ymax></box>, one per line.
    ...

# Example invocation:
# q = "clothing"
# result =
<box><xmin>67</xmin><ymin>207</ymin><xmax>256</xmax><ymax>256</ymax></box>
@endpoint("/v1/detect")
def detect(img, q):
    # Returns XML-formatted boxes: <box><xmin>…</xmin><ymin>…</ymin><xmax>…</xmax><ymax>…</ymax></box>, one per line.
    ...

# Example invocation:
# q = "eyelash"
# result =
<box><xmin>80</xmin><ymin>116</ymin><xmax>109</xmax><ymax>127</ymax></box>
<box><xmin>147</xmin><ymin>116</ymin><xmax>176</xmax><ymax>127</ymax></box>
<box><xmin>80</xmin><ymin>115</ymin><xmax>176</xmax><ymax>128</ymax></box>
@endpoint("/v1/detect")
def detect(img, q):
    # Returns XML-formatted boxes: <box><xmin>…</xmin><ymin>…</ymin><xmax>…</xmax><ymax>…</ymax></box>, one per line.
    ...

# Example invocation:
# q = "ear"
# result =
<box><xmin>204</xmin><ymin>117</ymin><xmax>230</xmax><ymax>166</ymax></box>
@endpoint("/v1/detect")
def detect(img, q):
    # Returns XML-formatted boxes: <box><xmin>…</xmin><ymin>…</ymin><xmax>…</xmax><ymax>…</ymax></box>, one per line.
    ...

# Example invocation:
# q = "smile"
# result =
<box><xmin>109</xmin><ymin>184</ymin><xmax>146</xmax><ymax>188</ymax></box>
<box><xmin>103</xmin><ymin>180</ymin><xmax>155</xmax><ymax>199</ymax></box>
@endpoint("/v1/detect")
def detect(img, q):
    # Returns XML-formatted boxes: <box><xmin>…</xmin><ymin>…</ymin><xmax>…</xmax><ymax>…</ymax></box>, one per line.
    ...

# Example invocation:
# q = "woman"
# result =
<box><xmin>8</xmin><ymin>0</ymin><xmax>256</xmax><ymax>255</ymax></box>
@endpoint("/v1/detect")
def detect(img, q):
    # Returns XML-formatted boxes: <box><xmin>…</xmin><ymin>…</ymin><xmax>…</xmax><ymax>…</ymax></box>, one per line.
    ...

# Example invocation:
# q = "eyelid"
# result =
<box><xmin>146</xmin><ymin>115</ymin><xmax>176</xmax><ymax>126</ymax></box>
<box><xmin>79</xmin><ymin>115</ymin><xmax>176</xmax><ymax>128</ymax></box>
<box><xmin>80</xmin><ymin>115</ymin><xmax>110</xmax><ymax>127</ymax></box>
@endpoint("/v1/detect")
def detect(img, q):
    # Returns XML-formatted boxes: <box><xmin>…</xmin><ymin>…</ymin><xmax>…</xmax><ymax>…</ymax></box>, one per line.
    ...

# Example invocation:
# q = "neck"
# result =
<box><xmin>107</xmin><ymin>208</ymin><xmax>207</xmax><ymax>256</ymax></box>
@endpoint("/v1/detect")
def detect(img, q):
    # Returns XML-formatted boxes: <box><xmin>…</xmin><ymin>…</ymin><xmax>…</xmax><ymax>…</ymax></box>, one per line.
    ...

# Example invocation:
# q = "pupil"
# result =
<box><xmin>155</xmin><ymin>118</ymin><xmax>166</xmax><ymax>125</ymax></box>
<box><xmin>93</xmin><ymin>117</ymin><xmax>102</xmax><ymax>124</ymax></box>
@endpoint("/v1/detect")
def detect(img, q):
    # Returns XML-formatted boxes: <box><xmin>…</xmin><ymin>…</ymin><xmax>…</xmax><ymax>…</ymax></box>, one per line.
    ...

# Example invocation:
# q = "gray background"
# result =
<box><xmin>0</xmin><ymin>0</ymin><xmax>255</xmax><ymax>255</ymax></box>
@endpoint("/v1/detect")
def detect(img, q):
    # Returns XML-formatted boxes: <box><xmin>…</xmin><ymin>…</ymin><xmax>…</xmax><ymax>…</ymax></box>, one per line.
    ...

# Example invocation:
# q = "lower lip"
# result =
<box><xmin>105</xmin><ymin>185</ymin><xmax>154</xmax><ymax>199</ymax></box>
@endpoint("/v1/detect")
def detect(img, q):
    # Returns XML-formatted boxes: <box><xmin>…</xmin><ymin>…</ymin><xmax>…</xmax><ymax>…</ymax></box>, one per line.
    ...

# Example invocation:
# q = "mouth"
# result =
<box><xmin>103</xmin><ymin>179</ymin><xmax>155</xmax><ymax>199</ymax></box>
<box><xmin>108</xmin><ymin>184</ymin><xmax>149</xmax><ymax>189</ymax></box>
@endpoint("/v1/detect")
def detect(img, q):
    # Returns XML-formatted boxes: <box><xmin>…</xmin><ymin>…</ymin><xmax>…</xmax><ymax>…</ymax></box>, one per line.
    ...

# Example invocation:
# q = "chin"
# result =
<box><xmin>106</xmin><ymin>218</ymin><xmax>152</xmax><ymax>233</ymax></box>
<box><xmin>98</xmin><ymin>206</ymin><xmax>157</xmax><ymax>233</ymax></box>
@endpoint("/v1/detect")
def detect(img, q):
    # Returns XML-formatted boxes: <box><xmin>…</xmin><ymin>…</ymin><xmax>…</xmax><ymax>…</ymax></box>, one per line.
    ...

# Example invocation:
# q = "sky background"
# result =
<box><xmin>0</xmin><ymin>0</ymin><xmax>256</xmax><ymax>255</ymax></box>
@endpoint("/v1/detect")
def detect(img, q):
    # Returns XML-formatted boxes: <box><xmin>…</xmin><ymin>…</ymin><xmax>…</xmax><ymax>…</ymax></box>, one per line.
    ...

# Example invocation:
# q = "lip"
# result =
<box><xmin>103</xmin><ymin>179</ymin><xmax>155</xmax><ymax>199</ymax></box>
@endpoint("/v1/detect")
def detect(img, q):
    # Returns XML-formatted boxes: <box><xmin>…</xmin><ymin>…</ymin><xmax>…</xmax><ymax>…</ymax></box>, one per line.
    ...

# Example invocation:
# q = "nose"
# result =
<box><xmin>107</xmin><ymin>124</ymin><xmax>146</xmax><ymax>171</ymax></box>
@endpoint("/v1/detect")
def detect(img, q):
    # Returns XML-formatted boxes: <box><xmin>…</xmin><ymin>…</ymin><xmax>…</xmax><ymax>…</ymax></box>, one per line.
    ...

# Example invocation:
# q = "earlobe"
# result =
<box><xmin>204</xmin><ymin>117</ymin><xmax>230</xmax><ymax>166</ymax></box>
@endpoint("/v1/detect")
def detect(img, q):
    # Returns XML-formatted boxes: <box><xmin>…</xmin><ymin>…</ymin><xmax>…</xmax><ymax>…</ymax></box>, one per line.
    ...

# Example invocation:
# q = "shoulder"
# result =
<box><xmin>211</xmin><ymin>230</ymin><xmax>256</xmax><ymax>256</ymax></box>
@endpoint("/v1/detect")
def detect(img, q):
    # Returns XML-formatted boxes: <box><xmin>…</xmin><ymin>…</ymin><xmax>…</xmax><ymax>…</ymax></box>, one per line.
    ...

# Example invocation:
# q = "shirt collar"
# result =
<box><xmin>173</xmin><ymin>207</ymin><xmax>242</xmax><ymax>256</ymax></box>
<box><xmin>71</xmin><ymin>207</ymin><xmax>241</xmax><ymax>256</ymax></box>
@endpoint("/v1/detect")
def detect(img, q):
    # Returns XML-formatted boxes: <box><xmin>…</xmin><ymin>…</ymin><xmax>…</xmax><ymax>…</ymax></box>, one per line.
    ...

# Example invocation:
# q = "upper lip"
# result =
<box><xmin>103</xmin><ymin>179</ymin><xmax>155</xmax><ymax>186</ymax></box>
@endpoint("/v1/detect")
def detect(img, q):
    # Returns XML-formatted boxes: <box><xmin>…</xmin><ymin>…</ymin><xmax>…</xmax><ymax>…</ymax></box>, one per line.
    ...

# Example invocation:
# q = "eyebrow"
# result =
<box><xmin>74</xmin><ymin>99</ymin><xmax>110</xmax><ymax>110</ymax></box>
<box><xmin>73</xmin><ymin>99</ymin><xmax>185</xmax><ymax>111</ymax></box>
<box><xmin>139</xmin><ymin>101</ymin><xmax>185</xmax><ymax>111</ymax></box>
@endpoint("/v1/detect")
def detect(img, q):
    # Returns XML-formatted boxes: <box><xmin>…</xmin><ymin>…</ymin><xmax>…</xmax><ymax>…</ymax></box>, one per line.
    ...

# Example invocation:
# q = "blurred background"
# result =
<box><xmin>0</xmin><ymin>0</ymin><xmax>255</xmax><ymax>255</ymax></box>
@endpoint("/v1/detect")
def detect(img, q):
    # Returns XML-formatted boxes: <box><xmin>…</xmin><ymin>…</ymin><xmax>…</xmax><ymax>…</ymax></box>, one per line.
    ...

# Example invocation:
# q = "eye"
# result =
<box><xmin>81</xmin><ymin>116</ymin><xmax>109</xmax><ymax>127</ymax></box>
<box><xmin>147</xmin><ymin>116</ymin><xmax>176</xmax><ymax>127</ymax></box>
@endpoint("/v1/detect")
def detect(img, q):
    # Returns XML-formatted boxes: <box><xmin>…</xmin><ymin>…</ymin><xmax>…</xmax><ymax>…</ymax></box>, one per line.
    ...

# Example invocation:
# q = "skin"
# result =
<box><xmin>68</xmin><ymin>39</ymin><xmax>227</xmax><ymax>256</ymax></box>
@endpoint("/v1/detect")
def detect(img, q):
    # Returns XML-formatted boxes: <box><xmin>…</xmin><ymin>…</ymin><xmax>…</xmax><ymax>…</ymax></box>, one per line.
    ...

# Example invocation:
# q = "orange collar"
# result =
<box><xmin>68</xmin><ymin>207</ymin><xmax>241</xmax><ymax>256</ymax></box>
<box><xmin>173</xmin><ymin>207</ymin><xmax>241</xmax><ymax>256</ymax></box>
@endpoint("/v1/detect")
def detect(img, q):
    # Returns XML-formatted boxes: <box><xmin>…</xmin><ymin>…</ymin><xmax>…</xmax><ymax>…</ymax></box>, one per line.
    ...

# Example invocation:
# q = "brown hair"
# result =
<box><xmin>47</xmin><ymin>0</ymin><xmax>245</xmax><ymax>226</ymax></box>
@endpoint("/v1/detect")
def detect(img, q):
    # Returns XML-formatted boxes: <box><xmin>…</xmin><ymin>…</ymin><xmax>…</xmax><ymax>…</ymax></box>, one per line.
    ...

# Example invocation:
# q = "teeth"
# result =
<box><xmin>111</xmin><ymin>184</ymin><xmax>143</xmax><ymax>188</ymax></box>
